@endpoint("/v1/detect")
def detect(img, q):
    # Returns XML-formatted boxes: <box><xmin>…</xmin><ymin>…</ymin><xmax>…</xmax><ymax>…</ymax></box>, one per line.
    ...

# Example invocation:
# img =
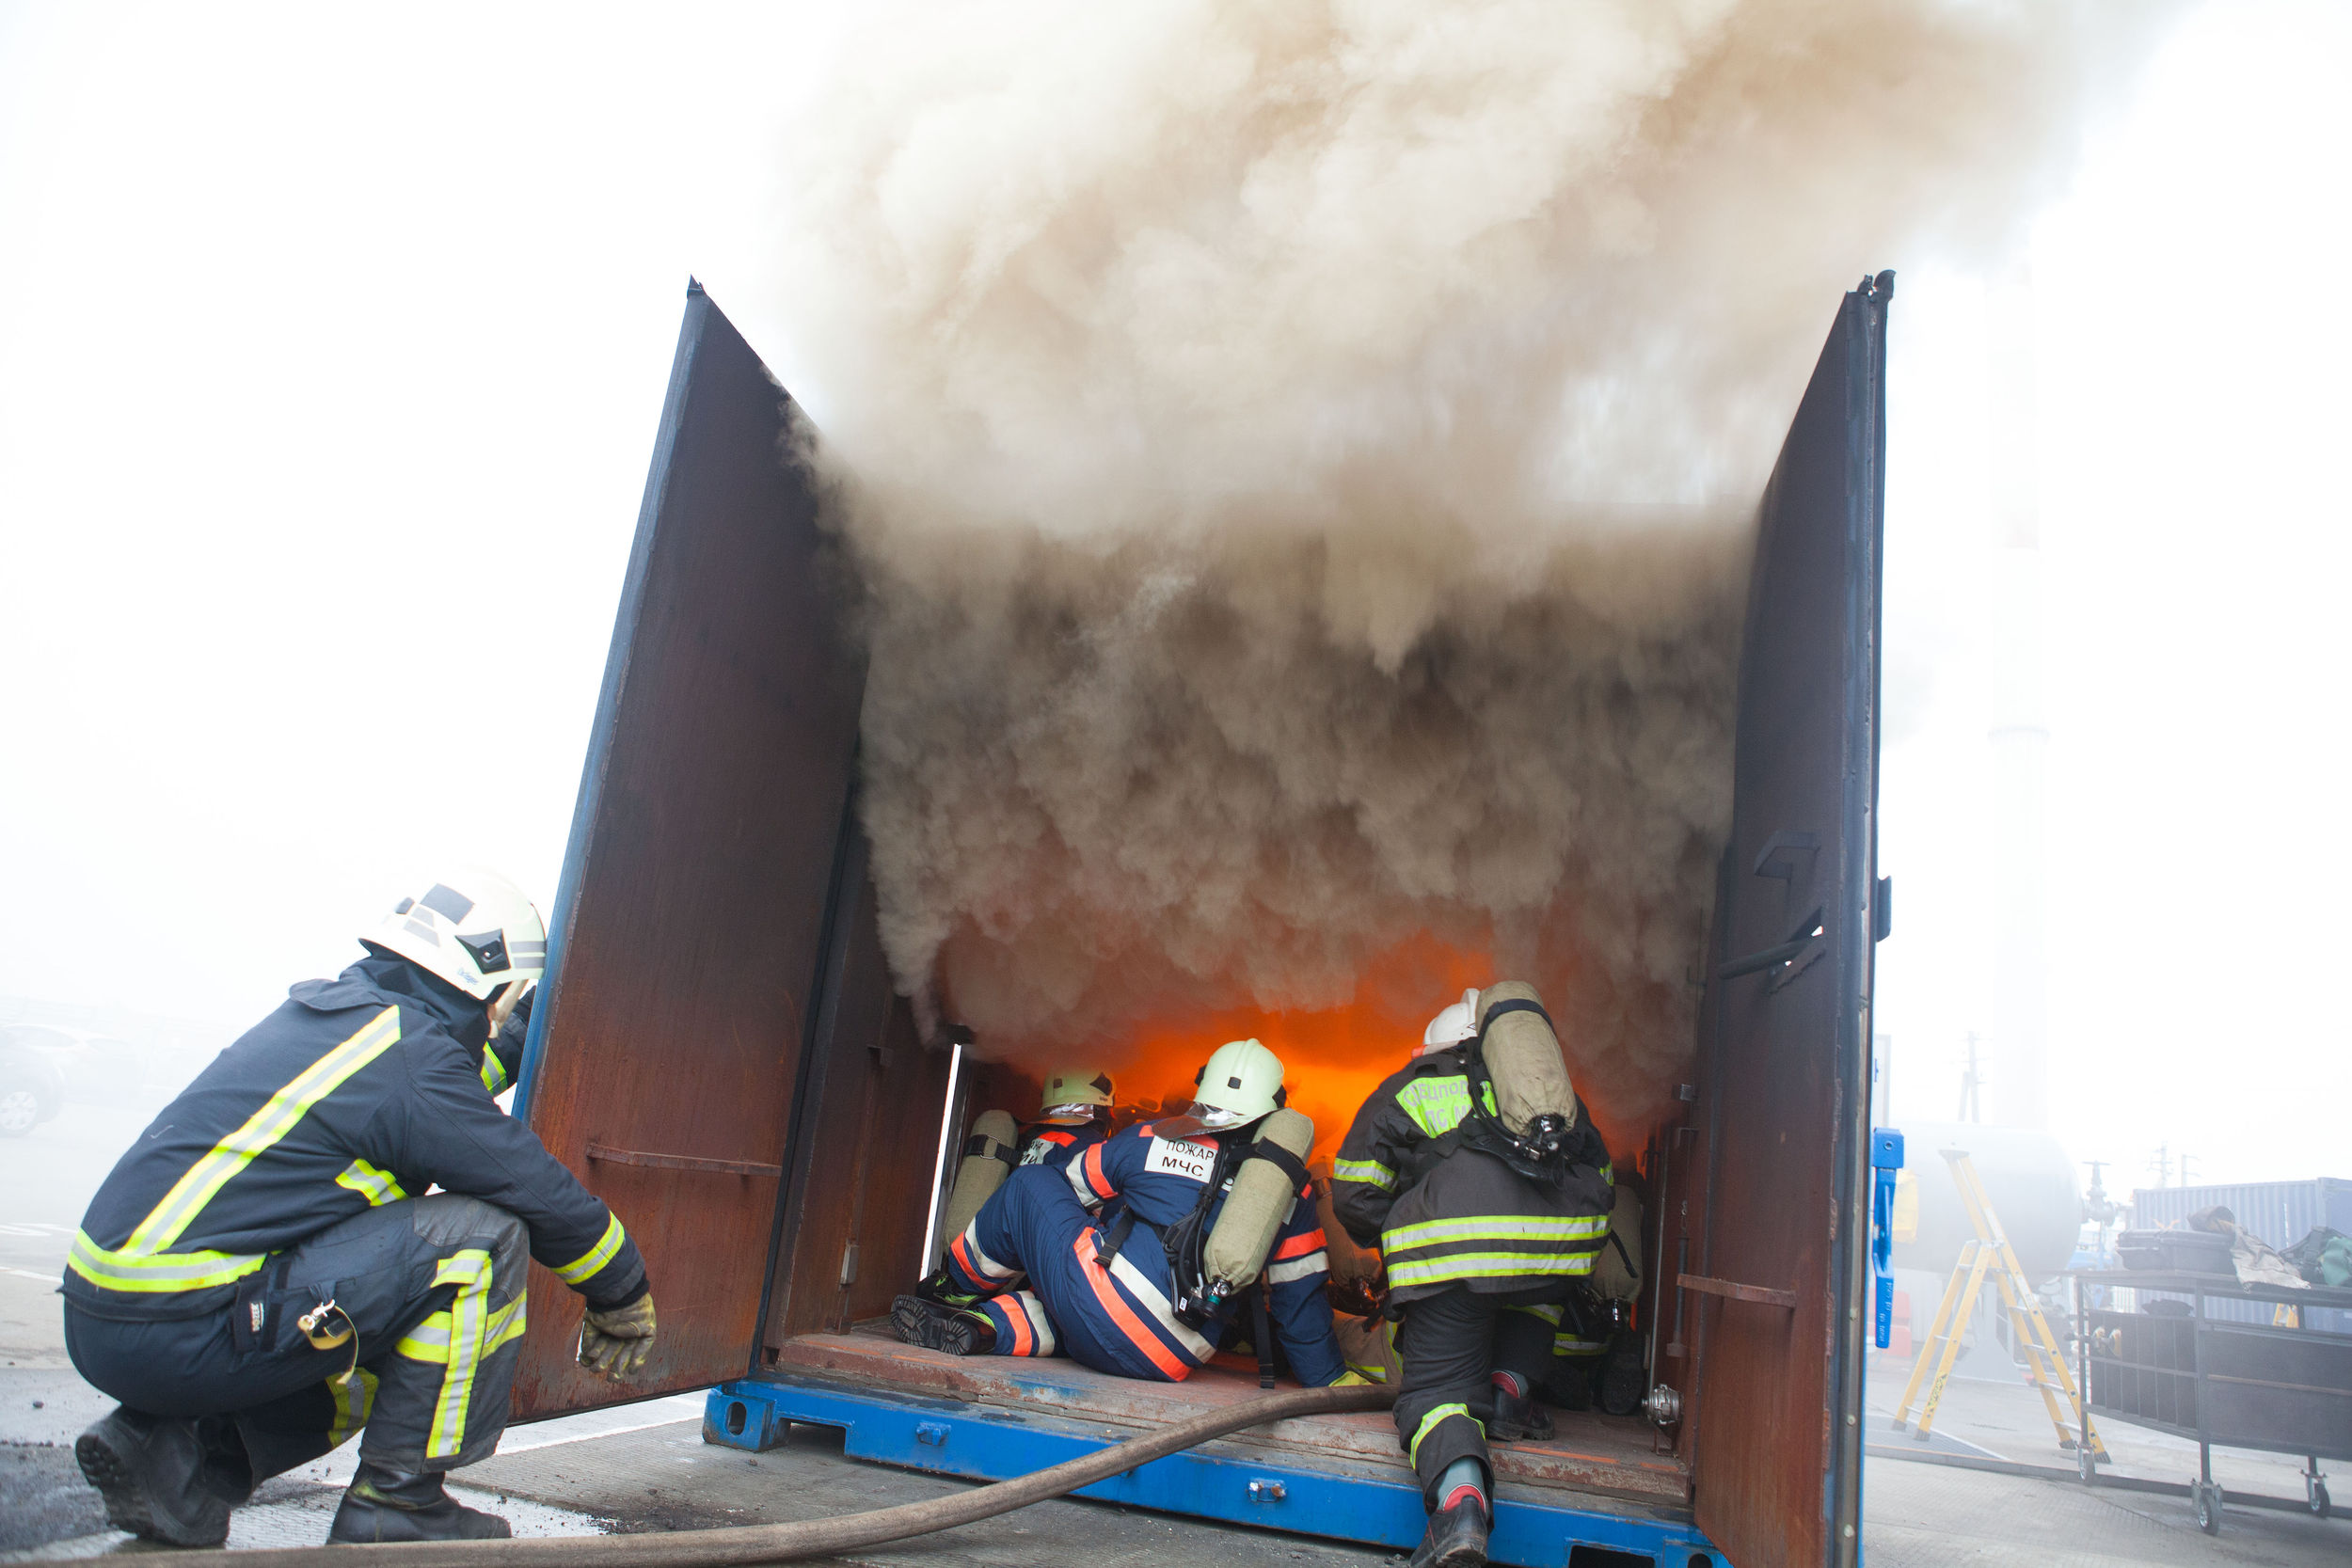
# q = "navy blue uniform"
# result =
<box><xmin>62</xmin><ymin>955</ymin><xmax>646</xmax><ymax>1480</ymax></box>
<box><xmin>945</xmin><ymin>1122</ymin><xmax>1343</xmax><ymax>1385</ymax></box>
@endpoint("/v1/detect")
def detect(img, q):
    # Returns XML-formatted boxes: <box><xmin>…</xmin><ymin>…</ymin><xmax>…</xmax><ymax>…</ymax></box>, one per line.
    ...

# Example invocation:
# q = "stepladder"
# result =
<box><xmin>1890</xmin><ymin>1148</ymin><xmax>2108</xmax><ymax>1462</ymax></box>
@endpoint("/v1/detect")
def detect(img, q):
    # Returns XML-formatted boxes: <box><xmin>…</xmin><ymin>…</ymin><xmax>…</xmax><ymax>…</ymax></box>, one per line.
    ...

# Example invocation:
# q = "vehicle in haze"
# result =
<box><xmin>0</xmin><ymin>1023</ymin><xmax>148</xmax><ymax>1105</ymax></box>
<box><xmin>0</xmin><ymin>1028</ymin><xmax>68</xmax><ymax>1136</ymax></box>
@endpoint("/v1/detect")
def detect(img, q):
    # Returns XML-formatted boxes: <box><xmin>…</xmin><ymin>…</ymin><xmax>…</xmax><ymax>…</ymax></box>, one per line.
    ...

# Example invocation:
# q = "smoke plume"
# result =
<box><xmin>770</xmin><ymin>0</ymin><xmax>2166</xmax><ymax>1132</ymax></box>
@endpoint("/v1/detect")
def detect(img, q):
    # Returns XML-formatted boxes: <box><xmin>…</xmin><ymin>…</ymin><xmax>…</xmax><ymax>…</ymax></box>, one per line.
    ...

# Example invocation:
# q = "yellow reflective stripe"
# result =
<box><xmin>67</xmin><ymin>1228</ymin><xmax>265</xmax><ymax>1292</ymax></box>
<box><xmin>1554</xmin><ymin>1335</ymin><xmax>1607</xmax><ymax>1356</ymax></box>
<box><xmin>125</xmin><ymin>1008</ymin><xmax>402</xmax><ymax>1254</ymax></box>
<box><xmin>1383</xmin><ymin>1214</ymin><xmax>1610</xmax><ymax>1251</ymax></box>
<box><xmin>395</xmin><ymin>1292</ymin><xmax>527</xmax><ymax>1363</ymax></box>
<box><xmin>1505</xmin><ymin>1302</ymin><xmax>1564</xmax><ymax>1325</ymax></box>
<box><xmin>1407</xmin><ymin>1402</ymin><xmax>1481</xmax><ymax>1467</ymax></box>
<box><xmin>423</xmin><ymin>1250</ymin><xmax>492</xmax><ymax>1459</ymax></box>
<box><xmin>479</xmin><ymin>1053</ymin><xmax>510</xmax><ymax>1095</ymax></box>
<box><xmin>1389</xmin><ymin>1251</ymin><xmax>1599</xmax><ymax>1288</ymax></box>
<box><xmin>335</xmin><ymin>1159</ymin><xmax>406</xmax><ymax>1207</ymax></box>
<box><xmin>552</xmin><ymin>1212</ymin><xmax>625</xmax><ymax>1285</ymax></box>
<box><xmin>1332</xmin><ymin>1158</ymin><xmax>1396</xmax><ymax>1191</ymax></box>
<box><xmin>326</xmin><ymin>1367</ymin><xmax>378</xmax><ymax>1447</ymax></box>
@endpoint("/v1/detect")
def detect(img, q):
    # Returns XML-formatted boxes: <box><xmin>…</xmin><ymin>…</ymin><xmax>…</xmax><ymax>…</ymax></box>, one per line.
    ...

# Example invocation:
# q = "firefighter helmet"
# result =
<box><xmin>1418</xmin><ymin>987</ymin><xmax>1481</xmax><ymax>1056</ymax></box>
<box><xmin>1040</xmin><ymin>1067</ymin><xmax>1115</xmax><ymax>1117</ymax></box>
<box><xmin>365</xmin><ymin>867</ymin><xmax>547</xmax><ymax>1003</ymax></box>
<box><xmin>1189</xmin><ymin>1038</ymin><xmax>1286</xmax><ymax>1129</ymax></box>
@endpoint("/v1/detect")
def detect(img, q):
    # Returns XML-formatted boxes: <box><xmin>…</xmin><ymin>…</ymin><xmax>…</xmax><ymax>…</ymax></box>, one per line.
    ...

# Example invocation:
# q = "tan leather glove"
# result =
<box><xmin>1329</xmin><ymin>1369</ymin><xmax>1377</xmax><ymax>1387</ymax></box>
<box><xmin>579</xmin><ymin>1293</ymin><xmax>656</xmax><ymax>1382</ymax></box>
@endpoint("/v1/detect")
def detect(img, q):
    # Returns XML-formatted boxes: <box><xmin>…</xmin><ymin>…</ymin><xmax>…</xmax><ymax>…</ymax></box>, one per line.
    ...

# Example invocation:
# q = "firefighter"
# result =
<box><xmin>911</xmin><ymin>1067</ymin><xmax>1120</xmax><ymax>1307</ymax></box>
<box><xmin>62</xmin><ymin>869</ymin><xmax>658</xmax><ymax>1547</ymax></box>
<box><xmin>1330</xmin><ymin>986</ymin><xmax>1614</xmax><ymax>1568</ymax></box>
<box><xmin>894</xmin><ymin>1039</ymin><xmax>1351</xmax><ymax>1388</ymax></box>
<box><xmin>1015</xmin><ymin>1066</ymin><xmax>1120</xmax><ymax>1170</ymax></box>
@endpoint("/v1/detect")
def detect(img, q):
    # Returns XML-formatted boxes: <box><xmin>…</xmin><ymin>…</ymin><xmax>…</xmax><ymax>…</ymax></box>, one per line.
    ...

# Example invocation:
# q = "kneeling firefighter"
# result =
<box><xmin>896</xmin><ymin>1039</ymin><xmax>1350</xmax><ymax>1387</ymax></box>
<box><xmin>915</xmin><ymin>1066</ymin><xmax>1120</xmax><ymax>1303</ymax></box>
<box><xmin>1330</xmin><ymin>985</ymin><xmax>1615</xmax><ymax>1568</ymax></box>
<box><xmin>61</xmin><ymin>870</ymin><xmax>658</xmax><ymax>1547</ymax></box>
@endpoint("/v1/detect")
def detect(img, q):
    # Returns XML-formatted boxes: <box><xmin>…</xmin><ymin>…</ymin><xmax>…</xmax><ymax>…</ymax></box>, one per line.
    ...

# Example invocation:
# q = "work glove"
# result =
<box><xmin>1329</xmin><ymin>1369</ymin><xmax>1378</xmax><ymax>1387</ymax></box>
<box><xmin>579</xmin><ymin>1293</ymin><xmax>657</xmax><ymax>1382</ymax></box>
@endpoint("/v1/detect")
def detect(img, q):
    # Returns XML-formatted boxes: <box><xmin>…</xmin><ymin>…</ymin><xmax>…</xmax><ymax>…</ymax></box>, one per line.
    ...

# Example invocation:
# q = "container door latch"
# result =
<box><xmin>1868</xmin><ymin>1128</ymin><xmax>1904</xmax><ymax>1349</ymax></box>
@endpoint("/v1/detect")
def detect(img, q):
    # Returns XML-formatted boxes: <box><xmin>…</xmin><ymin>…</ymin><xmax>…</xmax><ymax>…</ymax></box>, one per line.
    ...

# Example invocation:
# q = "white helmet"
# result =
<box><xmin>365</xmin><ymin>867</ymin><xmax>547</xmax><ymax>1002</ymax></box>
<box><xmin>1418</xmin><ymin>988</ymin><xmax>1481</xmax><ymax>1057</ymax></box>
<box><xmin>1189</xmin><ymin>1038</ymin><xmax>1286</xmax><ymax>1129</ymax></box>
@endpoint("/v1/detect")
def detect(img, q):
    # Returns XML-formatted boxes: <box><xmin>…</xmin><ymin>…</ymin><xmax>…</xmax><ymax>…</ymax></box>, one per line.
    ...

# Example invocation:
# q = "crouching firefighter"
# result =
<box><xmin>1330</xmin><ymin>984</ymin><xmax>1615</xmax><ymax>1568</ymax></box>
<box><xmin>913</xmin><ymin>1067</ymin><xmax>1120</xmax><ymax>1303</ymax></box>
<box><xmin>61</xmin><ymin>869</ymin><xmax>660</xmax><ymax>1547</ymax></box>
<box><xmin>896</xmin><ymin>1039</ymin><xmax>1353</xmax><ymax>1389</ymax></box>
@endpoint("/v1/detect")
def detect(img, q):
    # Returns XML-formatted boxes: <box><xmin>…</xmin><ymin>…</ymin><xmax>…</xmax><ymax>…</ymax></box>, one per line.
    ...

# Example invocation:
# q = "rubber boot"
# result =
<box><xmin>913</xmin><ymin>1265</ymin><xmax>985</xmax><ymax>1309</ymax></box>
<box><xmin>1488</xmin><ymin>1376</ymin><xmax>1554</xmax><ymax>1443</ymax></box>
<box><xmin>892</xmin><ymin>1293</ymin><xmax>997</xmax><ymax>1355</ymax></box>
<box><xmin>328</xmin><ymin>1462</ymin><xmax>512</xmax><ymax>1543</ymax></box>
<box><xmin>1408</xmin><ymin>1496</ymin><xmax>1490</xmax><ymax>1568</ymax></box>
<box><xmin>74</xmin><ymin>1405</ymin><xmax>234</xmax><ymax>1547</ymax></box>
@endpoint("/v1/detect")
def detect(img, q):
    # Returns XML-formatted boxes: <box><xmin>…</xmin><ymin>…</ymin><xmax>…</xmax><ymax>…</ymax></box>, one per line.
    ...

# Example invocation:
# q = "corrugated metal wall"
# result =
<box><xmin>2126</xmin><ymin>1179</ymin><xmax>2351</xmax><ymax>1332</ymax></box>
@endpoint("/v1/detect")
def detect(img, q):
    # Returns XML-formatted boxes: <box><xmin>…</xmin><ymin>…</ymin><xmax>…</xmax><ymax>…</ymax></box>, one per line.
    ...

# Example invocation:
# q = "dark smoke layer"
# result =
<box><xmin>769</xmin><ymin>0</ymin><xmax>2171</xmax><ymax>1132</ymax></box>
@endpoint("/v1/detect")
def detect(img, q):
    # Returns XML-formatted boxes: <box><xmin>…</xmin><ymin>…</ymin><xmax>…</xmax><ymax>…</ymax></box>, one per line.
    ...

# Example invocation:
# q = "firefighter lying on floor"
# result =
<box><xmin>61</xmin><ymin>869</ymin><xmax>656</xmax><ymax>1548</ymax></box>
<box><xmin>1330</xmin><ymin>984</ymin><xmax>1615</xmax><ymax>1568</ymax></box>
<box><xmin>894</xmin><ymin>1039</ymin><xmax>1352</xmax><ymax>1386</ymax></box>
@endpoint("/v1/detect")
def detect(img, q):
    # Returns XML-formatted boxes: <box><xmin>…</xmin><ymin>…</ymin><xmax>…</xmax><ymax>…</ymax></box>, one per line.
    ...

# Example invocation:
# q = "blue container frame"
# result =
<box><xmin>703</xmin><ymin>1375</ymin><xmax>1723</xmax><ymax>1568</ymax></box>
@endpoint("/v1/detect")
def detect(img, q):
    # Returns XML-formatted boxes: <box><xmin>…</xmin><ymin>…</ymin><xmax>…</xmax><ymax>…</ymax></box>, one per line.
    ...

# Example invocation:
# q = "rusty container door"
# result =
<box><xmin>508</xmin><ymin>283</ymin><xmax>866</xmax><ymax>1418</ymax></box>
<box><xmin>1687</xmin><ymin>276</ymin><xmax>1891</xmax><ymax>1567</ymax></box>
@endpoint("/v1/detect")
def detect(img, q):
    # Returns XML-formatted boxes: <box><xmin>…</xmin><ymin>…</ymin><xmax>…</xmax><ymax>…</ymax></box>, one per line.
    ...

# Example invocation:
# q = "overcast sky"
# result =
<box><xmin>2</xmin><ymin>2</ymin><xmax>2344</xmax><ymax>1192</ymax></box>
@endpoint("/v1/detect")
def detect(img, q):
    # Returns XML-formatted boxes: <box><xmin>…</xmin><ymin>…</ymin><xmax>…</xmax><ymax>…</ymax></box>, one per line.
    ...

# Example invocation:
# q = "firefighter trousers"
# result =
<box><xmin>65</xmin><ymin>1194</ymin><xmax>530</xmax><ymax>1481</ymax></box>
<box><xmin>1391</xmin><ymin>1282</ymin><xmax>1567</xmax><ymax>1508</ymax></box>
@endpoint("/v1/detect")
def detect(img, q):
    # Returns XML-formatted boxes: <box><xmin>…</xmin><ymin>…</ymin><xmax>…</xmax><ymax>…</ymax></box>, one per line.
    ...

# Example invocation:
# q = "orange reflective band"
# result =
<box><xmin>1070</xmin><ymin>1234</ymin><xmax>1190</xmax><ymax>1380</ymax></box>
<box><xmin>1274</xmin><ymin>1228</ymin><xmax>1327</xmax><ymax>1261</ymax></box>
<box><xmin>1001</xmin><ymin>1298</ymin><xmax>1034</xmax><ymax>1355</ymax></box>
<box><xmin>1082</xmin><ymin>1144</ymin><xmax>1116</xmax><ymax>1202</ymax></box>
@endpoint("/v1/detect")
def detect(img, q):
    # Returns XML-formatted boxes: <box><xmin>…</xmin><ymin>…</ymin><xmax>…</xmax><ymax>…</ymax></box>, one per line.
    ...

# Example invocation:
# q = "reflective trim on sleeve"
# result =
<box><xmin>335</xmin><ymin>1159</ymin><xmax>406</xmax><ymax>1207</ymax></box>
<box><xmin>67</xmin><ymin>1229</ymin><xmax>266</xmax><ymax>1292</ymax></box>
<box><xmin>479</xmin><ymin>1053</ymin><xmax>510</xmax><ymax>1096</ymax></box>
<box><xmin>551</xmin><ymin>1212</ymin><xmax>626</xmax><ymax>1286</ymax></box>
<box><xmin>1383</xmin><ymin>1214</ymin><xmax>1609</xmax><ymax>1251</ymax></box>
<box><xmin>1407</xmin><ymin>1402</ymin><xmax>1482</xmax><ymax>1468</ymax></box>
<box><xmin>1553</xmin><ymin>1335</ymin><xmax>1608</xmax><ymax>1356</ymax></box>
<box><xmin>1272</xmin><ymin>1228</ymin><xmax>1327</xmax><ymax>1261</ymax></box>
<box><xmin>1332</xmin><ymin>1158</ymin><xmax>1397</xmax><ymax>1191</ymax></box>
<box><xmin>1505</xmin><ymin>1301</ymin><xmax>1565</xmax><ymax>1326</ymax></box>
<box><xmin>1264</xmin><ymin>1251</ymin><xmax>1327</xmax><ymax>1285</ymax></box>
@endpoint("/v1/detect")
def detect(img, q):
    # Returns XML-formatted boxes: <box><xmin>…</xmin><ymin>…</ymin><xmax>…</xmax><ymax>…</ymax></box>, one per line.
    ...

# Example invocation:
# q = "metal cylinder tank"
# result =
<box><xmin>1889</xmin><ymin>1120</ymin><xmax>2082</xmax><ymax>1283</ymax></box>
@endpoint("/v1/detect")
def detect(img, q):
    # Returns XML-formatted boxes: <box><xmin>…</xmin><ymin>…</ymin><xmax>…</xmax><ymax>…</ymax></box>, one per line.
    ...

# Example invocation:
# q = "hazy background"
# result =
<box><xmin>1</xmin><ymin>1</ymin><xmax>2344</xmax><ymax>1192</ymax></box>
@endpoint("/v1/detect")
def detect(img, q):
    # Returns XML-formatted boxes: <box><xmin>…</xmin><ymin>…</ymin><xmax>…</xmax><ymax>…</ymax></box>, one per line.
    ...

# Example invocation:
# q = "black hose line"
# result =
<box><xmin>226</xmin><ymin>1381</ymin><xmax>1397</xmax><ymax>1567</ymax></box>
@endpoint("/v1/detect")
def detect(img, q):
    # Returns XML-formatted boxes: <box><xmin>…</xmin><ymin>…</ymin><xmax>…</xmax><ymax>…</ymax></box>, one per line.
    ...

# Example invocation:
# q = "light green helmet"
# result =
<box><xmin>1190</xmin><ymin>1038</ymin><xmax>1286</xmax><ymax>1129</ymax></box>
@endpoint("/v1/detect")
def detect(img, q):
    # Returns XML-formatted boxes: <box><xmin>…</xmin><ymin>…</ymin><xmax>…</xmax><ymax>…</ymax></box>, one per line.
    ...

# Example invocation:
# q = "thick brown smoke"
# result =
<box><xmin>770</xmin><ymin>0</ymin><xmax>2167</xmax><ymax>1133</ymax></box>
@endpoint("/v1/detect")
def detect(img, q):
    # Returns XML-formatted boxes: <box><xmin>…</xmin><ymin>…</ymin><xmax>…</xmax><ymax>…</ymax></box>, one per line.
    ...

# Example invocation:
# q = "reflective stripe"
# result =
<box><xmin>393</xmin><ymin>1295</ymin><xmax>529</xmax><ymax>1362</ymax></box>
<box><xmin>951</xmin><ymin>1225</ymin><xmax>1020</xmax><ymax>1286</ymax></box>
<box><xmin>335</xmin><ymin>1159</ymin><xmax>406</xmax><ymax>1207</ymax></box>
<box><xmin>996</xmin><ymin>1294</ymin><xmax>1035</xmax><ymax>1355</ymax></box>
<box><xmin>1553</xmin><ymin>1335</ymin><xmax>1607</xmax><ymax>1356</ymax></box>
<box><xmin>1331</xmin><ymin>1158</ymin><xmax>1396</xmax><ymax>1191</ymax></box>
<box><xmin>1408</xmin><ymin>1402</ymin><xmax>1481</xmax><ymax>1467</ymax></box>
<box><xmin>67</xmin><ymin>1229</ymin><xmax>265</xmax><ymax>1292</ymax></box>
<box><xmin>1273</xmin><ymin>1228</ymin><xmax>1327</xmax><ymax>1261</ymax></box>
<box><xmin>1395</xmin><ymin>1077</ymin><xmax>1471</xmax><ymax>1139</ymax></box>
<box><xmin>479</xmin><ymin>1053</ymin><xmax>510</xmax><ymax>1095</ymax></box>
<box><xmin>1388</xmin><ymin>1250</ymin><xmax>1599</xmax><ymax>1288</ymax></box>
<box><xmin>1265</xmin><ymin>1251</ymin><xmax>1327</xmax><ymax>1285</ymax></box>
<box><xmin>1081</xmin><ymin>1143</ymin><xmax>1116</xmax><ymax>1203</ymax></box>
<box><xmin>1019</xmin><ymin>1294</ymin><xmax>1058</xmax><ymax>1357</ymax></box>
<box><xmin>414</xmin><ymin>1250</ymin><xmax>511</xmax><ymax>1460</ymax></box>
<box><xmin>1505</xmin><ymin>1302</ymin><xmax>1565</xmax><ymax>1326</ymax></box>
<box><xmin>124</xmin><ymin>1008</ymin><xmax>402</xmax><ymax>1257</ymax></box>
<box><xmin>1384</xmin><ymin>1213</ymin><xmax>1610</xmax><ymax>1251</ymax></box>
<box><xmin>326</xmin><ymin>1367</ymin><xmax>379</xmax><ymax>1447</ymax></box>
<box><xmin>551</xmin><ymin>1212</ymin><xmax>625</xmax><ymax>1285</ymax></box>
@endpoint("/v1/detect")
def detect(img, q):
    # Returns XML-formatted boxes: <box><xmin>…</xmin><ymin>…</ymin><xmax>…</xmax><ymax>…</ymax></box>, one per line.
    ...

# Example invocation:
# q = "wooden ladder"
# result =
<box><xmin>1890</xmin><ymin>1148</ymin><xmax>2106</xmax><ymax>1461</ymax></box>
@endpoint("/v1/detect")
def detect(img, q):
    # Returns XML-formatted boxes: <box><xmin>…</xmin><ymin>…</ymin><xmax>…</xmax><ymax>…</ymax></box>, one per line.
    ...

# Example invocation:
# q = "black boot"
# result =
<box><xmin>75</xmin><ymin>1405</ymin><xmax>233</xmax><ymax>1547</ymax></box>
<box><xmin>1489</xmin><ymin>1380</ymin><xmax>1554</xmax><ymax>1443</ymax></box>
<box><xmin>893</xmin><ymin>1293</ymin><xmax>997</xmax><ymax>1355</ymax></box>
<box><xmin>328</xmin><ymin>1462</ymin><xmax>512</xmax><ymax>1543</ymax></box>
<box><xmin>913</xmin><ymin>1266</ymin><xmax>984</xmax><ymax>1309</ymax></box>
<box><xmin>1408</xmin><ymin>1497</ymin><xmax>1490</xmax><ymax>1568</ymax></box>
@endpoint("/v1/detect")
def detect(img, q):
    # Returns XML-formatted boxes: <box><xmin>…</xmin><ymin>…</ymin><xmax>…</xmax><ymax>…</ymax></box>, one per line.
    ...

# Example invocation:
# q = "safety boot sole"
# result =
<box><xmin>892</xmin><ymin>1293</ymin><xmax>989</xmax><ymax>1355</ymax></box>
<box><xmin>1407</xmin><ymin>1504</ymin><xmax>1490</xmax><ymax>1568</ymax></box>
<box><xmin>75</xmin><ymin>1419</ymin><xmax>230</xmax><ymax>1547</ymax></box>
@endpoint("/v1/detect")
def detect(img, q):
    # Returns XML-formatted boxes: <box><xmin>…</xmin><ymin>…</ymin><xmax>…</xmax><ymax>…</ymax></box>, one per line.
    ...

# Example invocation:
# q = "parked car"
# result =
<box><xmin>0</xmin><ymin>1024</ymin><xmax>148</xmax><ymax>1104</ymax></box>
<box><xmin>0</xmin><ymin>1030</ymin><xmax>67</xmax><ymax>1136</ymax></box>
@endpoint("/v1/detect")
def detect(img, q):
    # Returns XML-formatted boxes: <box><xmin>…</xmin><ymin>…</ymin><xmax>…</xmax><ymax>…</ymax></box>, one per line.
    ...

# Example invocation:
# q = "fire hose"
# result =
<box><xmin>223</xmin><ymin>1381</ymin><xmax>1396</xmax><ymax>1568</ymax></box>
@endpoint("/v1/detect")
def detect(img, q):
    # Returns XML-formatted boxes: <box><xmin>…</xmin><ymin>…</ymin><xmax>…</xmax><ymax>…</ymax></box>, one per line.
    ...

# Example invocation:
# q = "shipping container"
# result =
<box><xmin>2128</xmin><ymin>1180</ymin><xmax>2352</xmax><ymax>1334</ymax></box>
<box><xmin>501</xmin><ymin>274</ymin><xmax>1898</xmax><ymax>1568</ymax></box>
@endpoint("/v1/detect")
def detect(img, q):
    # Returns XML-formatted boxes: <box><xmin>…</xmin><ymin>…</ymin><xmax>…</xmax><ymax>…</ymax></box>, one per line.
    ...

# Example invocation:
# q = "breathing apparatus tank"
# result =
<box><xmin>1460</xmin><ymin>981</ymin><xmax>1581</xmax><ymax>1181</ymax></box>
<box><xmin>1200</xmin><ymin>1108</ymin><xmax>1316</xmax><ymax>1300</ymax></box>
<box><xmin>939</xmin><ymin>1109</ymin><xmax>1020</xmax><ymax>1243</ymax></box>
